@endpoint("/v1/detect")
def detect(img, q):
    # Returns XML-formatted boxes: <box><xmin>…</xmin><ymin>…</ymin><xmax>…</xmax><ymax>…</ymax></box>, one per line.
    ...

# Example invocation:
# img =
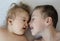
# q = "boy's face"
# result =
<box><xmin>29</xmin><ymin>9</ymin><xmax>46</xmax><ymax>38</ymax></box>
<box><xmin>8</xmin><ymin>9</ymin><xmax>29</xmax><ymax>35</ymax></box>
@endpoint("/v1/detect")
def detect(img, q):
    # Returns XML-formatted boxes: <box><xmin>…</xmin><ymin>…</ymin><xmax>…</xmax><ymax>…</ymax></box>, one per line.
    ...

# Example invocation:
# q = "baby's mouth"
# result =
<box><xmin>23</xmin><ymin>28</ymin><xmax>26</xmax><ymax>30</ymax></box>
<box><xmin>22</xmin><ymin>27</ymin><xmax>27</xmax><ymax>30</ymax></box>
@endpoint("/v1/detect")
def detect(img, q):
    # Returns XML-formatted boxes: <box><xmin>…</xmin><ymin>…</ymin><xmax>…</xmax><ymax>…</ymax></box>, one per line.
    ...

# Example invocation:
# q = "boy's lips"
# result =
<box><xmin>30</xmin><ymin>26</ymin><xmax>33</xmax><ymax>30</ymax></box>
<box><xmin>30</xmin><ymin>27</ymin><xmax>34</xmax><ymax>33</ymax></box>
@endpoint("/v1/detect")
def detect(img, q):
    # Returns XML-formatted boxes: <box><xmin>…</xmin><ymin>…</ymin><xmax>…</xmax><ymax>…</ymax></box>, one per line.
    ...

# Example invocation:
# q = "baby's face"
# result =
<box><xmin>8</xmin><ymin>9</ymin><xmax>29</xmax><ymax>35</ymax></box>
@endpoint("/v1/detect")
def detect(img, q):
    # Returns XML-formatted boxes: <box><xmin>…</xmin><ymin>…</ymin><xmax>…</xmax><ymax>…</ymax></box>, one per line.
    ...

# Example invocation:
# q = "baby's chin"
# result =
<box><xmin>13</xmin><ymin>31</ymin><xmax>25</xmax><ymax>36</ymax></box>
<box><xmin>8</xmin><ymin>28</ymin><xmax>25</xmax><ymax>35</ymax></box>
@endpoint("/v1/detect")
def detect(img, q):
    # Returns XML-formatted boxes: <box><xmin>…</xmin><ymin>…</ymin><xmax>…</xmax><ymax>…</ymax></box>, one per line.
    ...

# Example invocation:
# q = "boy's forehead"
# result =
<box><xmin>32</xmin><ymin>9</ymin><xmax>42</xmax><ymax>17</ymax></box>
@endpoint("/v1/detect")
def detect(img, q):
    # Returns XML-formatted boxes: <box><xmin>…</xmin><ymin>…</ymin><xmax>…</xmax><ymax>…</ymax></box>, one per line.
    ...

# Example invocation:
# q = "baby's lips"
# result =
<box><xmin>22</xmin><ymin>26</ymin><xmax>27</xmax><ymax>30</ymax></box>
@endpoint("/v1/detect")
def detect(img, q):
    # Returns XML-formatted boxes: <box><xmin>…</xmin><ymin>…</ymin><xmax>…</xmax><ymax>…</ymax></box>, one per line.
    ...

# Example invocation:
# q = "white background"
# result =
<box><xmin>0</xmin><ymin>0</ymin><xmax>60</xmax><ymax>31</ymax></box>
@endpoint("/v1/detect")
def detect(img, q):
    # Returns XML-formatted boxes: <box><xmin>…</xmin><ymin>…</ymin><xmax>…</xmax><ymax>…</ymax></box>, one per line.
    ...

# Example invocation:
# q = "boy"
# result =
<box><xmin>29</xmin><ymin>5</ymin><xmax>60</xmax><ymax>41</ymax></box>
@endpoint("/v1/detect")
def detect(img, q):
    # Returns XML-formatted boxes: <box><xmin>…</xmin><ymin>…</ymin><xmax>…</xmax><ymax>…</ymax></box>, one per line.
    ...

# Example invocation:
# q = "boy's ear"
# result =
<box><xmin>8</xmin><ymin>18</ymin><xmax>13</xmax><ymax>25</ymax></box>
<box><xmin>45</xmin><ymin>17</ymin><xmax>53</xmax><ymax>25</ymax></box>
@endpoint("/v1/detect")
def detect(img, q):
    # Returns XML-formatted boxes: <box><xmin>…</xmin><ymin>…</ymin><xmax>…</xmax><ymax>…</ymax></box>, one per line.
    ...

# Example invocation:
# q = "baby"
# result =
<box><xmin>0</xmin><ymin>2</ymin><xmax>30</xmax><ymax>41</ymax></box>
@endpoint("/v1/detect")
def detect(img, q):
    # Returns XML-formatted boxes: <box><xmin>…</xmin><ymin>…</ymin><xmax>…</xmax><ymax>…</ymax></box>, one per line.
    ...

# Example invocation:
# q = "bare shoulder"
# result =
<box><xmin>0</xmin><ymin>28</ymin><xmax>7</xmax><ymax>35</ymax></box>
<box><xmin>0</xmin><ymin>28</ymin><xmax>27</xmax><ymax>41</ymax></box>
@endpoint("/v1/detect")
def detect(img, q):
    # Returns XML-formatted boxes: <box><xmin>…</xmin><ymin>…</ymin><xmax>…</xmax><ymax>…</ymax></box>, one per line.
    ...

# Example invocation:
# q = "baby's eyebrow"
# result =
<box><xmin>22</xmin><ymin>17</ymin><xmax>25</xmax><ymax>19</ymax></box>
<box><xmin>22</xmin><ymin>17</ymin><xmax>26</xmax><ymax>19</ymax></box>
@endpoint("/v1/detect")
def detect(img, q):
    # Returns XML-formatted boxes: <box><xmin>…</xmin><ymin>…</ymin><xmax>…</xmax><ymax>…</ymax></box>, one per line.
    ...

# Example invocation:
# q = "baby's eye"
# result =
<box><xmin>23</xmin><ymin>19</ymin><xmax>26</xmax><ymax>22</ymax></box>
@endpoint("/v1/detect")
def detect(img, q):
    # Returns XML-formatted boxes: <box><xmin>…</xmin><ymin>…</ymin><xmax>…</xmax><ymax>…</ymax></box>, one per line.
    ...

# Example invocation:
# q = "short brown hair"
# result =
<box><xmin>33</xmin><ymin>5</ymin><xmax>58</xmax><ymax>28</ymax></box>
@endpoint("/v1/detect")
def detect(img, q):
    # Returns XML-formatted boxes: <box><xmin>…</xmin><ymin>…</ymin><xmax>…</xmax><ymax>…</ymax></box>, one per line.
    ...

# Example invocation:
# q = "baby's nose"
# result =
<box><xmin>23</xmin><ymin>26</ymin><xmax>26</xmax><ymax>30</ymax></box>
<box><xmin>25</xmin><ymin>23</ymin><xmax>28</xmax><ymax>27</ymax></box>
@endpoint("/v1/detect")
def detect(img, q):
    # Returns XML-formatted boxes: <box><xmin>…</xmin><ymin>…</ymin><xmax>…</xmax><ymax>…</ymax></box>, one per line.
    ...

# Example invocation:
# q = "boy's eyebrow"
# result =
<box><xmin>31</xmin><ymin>14</ymin><xmax>34</xmax><ymax>17</ymax></box>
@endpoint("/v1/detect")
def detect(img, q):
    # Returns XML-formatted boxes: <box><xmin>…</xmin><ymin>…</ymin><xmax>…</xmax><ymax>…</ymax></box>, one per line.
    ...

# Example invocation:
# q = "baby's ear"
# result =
<box><xmin>8</xmin><ymin>18</ymin><xmax>13</xmax><ymax>25</ymax></box>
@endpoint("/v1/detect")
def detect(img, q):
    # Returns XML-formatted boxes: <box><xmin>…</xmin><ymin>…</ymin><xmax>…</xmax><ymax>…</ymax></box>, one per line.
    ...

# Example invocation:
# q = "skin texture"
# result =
<box><xmin>8</xmin><ymin>8</ymin><xmax>29</xmax><ymax>35</ymax></box>
<box><xmin>0</xmin><ymin>8</ymin><xmax>29</xmax><ymax>41</ymax></box>
<box><xmin>29</xmin><ymin>9</ymin><xmax>60</xmax><ymax>41</ymax></box>
<box><xmin>30</xmin><ymin>9</ymin><xmax>46</xmax><ymax>37</ymax></box>
<box><xmin>0</xmin><ymin>28</ymin><xmax>27</xmax><ymax>41</ymax></box>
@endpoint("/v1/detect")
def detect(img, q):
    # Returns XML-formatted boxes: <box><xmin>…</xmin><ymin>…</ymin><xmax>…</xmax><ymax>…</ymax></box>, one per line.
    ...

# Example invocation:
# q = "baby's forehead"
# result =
<box><xmin>15</xmin><ymin>9</ymin><xmax>29</xmax><ymax>18</ymax></box>
<box><xmin>16</xmin><ymin>10</ymin><xmax>28</xmax><ymax>17</ymax></box>
<box><xmin>8</xmin><ymin>8</ymin><xmax>29</xmax><ymax>20</ymax></box>
<box><xmin>11</xmin><ymin>8</ymin><xmax>28</xmax><ymax>16</ymax></box>
<box><xmin>15</xmin><ymin>8</ymin><xmax>28</xmax><ymax>13</ymax></box>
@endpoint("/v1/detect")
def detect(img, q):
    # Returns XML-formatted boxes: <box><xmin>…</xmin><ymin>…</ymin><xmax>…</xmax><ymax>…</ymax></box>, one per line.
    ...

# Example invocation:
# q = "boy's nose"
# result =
<box><xmin>29</xmin><ymin>22</ymin><xmax>32</xmax><ymax>29</ymax></box>
<box><xmin>29</xmin><ymin>21</ymin><xmax>32</xmax><ymax>27</ymax></box>
<box><xmin>29</xmin><ymin>21</ymin><xmax>31</xmax><ymax>25</ymax></box>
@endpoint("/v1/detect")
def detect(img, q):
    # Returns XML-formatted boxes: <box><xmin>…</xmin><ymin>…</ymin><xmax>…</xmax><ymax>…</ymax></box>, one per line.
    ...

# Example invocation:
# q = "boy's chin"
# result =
<box><xmin>32</xmin><ymin>33</ymin><xmax>42</xmax><ymax>40</ymax></box>
<box><xmin>34</xmin><ymin>35</ymin><xmax>42</xmax><ymax>40</ymax></box>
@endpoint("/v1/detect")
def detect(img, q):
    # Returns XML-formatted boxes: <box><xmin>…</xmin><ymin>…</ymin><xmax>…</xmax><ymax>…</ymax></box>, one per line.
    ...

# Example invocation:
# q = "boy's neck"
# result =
<box><xmin>41</xmin><ymin>26</ymin><xmax>56</xmax><ymax>41</ymax></box>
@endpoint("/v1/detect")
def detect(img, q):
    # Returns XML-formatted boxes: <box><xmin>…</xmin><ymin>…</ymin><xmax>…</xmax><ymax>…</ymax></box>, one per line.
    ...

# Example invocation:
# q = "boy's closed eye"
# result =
<box><xmin>31</xmin><ymin>18</ymin><xmax>35</xmax><ymax>22</ymax></box>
